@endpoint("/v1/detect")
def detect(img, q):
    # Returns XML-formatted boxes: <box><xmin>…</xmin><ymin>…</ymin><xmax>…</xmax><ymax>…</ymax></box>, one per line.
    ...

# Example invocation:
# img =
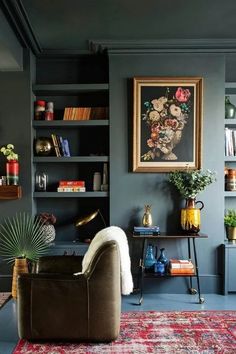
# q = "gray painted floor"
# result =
<box><xmin>1</xmin><ymin>293</ymin><xmax>236</xmax><ymax>354</ymax></box>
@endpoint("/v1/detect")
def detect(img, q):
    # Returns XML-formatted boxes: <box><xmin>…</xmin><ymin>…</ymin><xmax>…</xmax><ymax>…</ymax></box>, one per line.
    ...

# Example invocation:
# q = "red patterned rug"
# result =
<box><xmin>0</xmin><ymin>292</ymin><xmax>11</xmax><ymax>309</ymax></box>
<box><xmin>14</xmin><ymin>311</ymin><xmax>236</xmax><ymax>353</ymax></box>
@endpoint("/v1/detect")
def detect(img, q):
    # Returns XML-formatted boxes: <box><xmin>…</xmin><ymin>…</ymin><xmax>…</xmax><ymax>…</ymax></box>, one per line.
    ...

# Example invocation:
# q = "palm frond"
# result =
<box><xmin>0</xmin><ymin>212</ymin><xmax>50</xmax><ymax>263</ymax></box>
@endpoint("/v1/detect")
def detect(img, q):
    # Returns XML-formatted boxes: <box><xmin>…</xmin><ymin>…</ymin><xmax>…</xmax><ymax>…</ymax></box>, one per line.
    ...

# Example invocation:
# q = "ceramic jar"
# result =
<box><xmin>225</xmin><ymin>96</ymin><xmax>236</xmax><ymax>119</ymax></box>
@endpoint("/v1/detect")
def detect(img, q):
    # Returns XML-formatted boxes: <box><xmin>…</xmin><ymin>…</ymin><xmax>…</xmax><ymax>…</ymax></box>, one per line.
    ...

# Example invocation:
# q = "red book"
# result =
<box><xmin>59</xmin><ymin>180</ymin><xmax>85</xmax><ymax>187</ymax></box>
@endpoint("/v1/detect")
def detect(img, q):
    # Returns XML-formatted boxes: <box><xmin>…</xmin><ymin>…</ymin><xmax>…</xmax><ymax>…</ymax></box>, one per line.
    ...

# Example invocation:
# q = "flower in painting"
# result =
<box><xmin>175</xmin><ymin>87</ymin><xmax>191</xmax><ymax>102</ymax></box>
<box><xmin>142</xmin><ymin>86</ymin><xmax>191</xmax><ymax>161</ymax></box>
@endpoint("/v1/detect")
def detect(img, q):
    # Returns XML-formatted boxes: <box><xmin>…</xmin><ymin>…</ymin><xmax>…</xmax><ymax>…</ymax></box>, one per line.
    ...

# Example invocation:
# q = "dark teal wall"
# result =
<box><xmin>0</xmin><ymin>49</ymin><xmax>33</xmax><ymax>215</ymax></box>
<box><xmin>0</xmin><ymin>50</ymin><xmax>32</xmax><ymax>289</ymax></box>
<box><xmin>109</xmin><ymin>52</ymin><xmax>225</xmax><ymax>292</ymax></box>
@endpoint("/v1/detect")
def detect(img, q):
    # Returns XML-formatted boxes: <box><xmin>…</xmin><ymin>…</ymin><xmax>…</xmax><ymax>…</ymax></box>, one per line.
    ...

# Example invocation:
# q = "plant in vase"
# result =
<box><xmin>224</xmin><ymin>209</ymin><xmax>236</xmax><ymax>240</ymax></box>
<box><xmin>168</xmin><ymin>169</ymin><xmax>216</xmax><ymax>233</ymax></box>
<box><xmin>38</xmin><ymin>213</ymin><xmax>56</xmax><ymax>243</ymax></box>
<box><xmin>0</xmin><ymin>143</ymin><xmax>19</xmax><ymax>185</ymax></box>
<box><xmin>0</xmin><ymin>212</ymin><xmax>49</xmax><ymax>298</ymax></box>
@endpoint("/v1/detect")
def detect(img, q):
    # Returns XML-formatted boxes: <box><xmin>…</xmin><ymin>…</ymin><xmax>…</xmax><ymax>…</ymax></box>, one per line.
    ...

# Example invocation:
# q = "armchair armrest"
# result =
<box><xmin>17</xmin><ymin>272</ymin><xmax>87</xmax><ymax>340</ymax></box>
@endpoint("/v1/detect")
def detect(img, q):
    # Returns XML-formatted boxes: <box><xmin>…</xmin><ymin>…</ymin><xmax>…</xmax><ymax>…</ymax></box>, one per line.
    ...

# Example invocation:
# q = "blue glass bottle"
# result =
<box><xmin>157</xmin><ymin>248</ymin><xmax>168</xmax><ymax>270</ymax></box>
<box><xmin>144</xmin><ymin>244</ymin><xmax>157</xmax><ymax>270</ymax></box>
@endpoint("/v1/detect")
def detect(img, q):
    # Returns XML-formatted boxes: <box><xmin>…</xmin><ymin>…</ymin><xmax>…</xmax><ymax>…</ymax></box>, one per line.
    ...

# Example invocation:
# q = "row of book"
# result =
<box><xmin>133</xmin><ymin>226</ymin><xmax>160</xmax><ymax>236</ymax></box>
<box><xmin>57</xmin><ymin>180</ymin><xmax>86</xmax><ymax>192</ymax></box>
<box><xmin>225</xmin><ymin>127</ymin><xmax>236</xmax><ymax>156</ymax></box>
<box><xmin>63</xmin><ymin>107</ymin><xmax>109</xmax><ymax>120</ymax></box>
<box><xmin>51</xmin><ymin>134</ymin><xmax>71</xmax><ymax>157</ymax></box>
<box><xmin>168</xmin><ymin>259</ymin><xmax>195</xmax><ymax>275</ymax></box>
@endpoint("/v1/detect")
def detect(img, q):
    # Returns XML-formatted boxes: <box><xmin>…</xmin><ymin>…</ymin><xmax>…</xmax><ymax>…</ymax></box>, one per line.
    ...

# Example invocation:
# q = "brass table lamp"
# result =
<box><xmin>74</xmin><ymin>209</ymin><xmax>106</xmax><ymax>242</ymax></box>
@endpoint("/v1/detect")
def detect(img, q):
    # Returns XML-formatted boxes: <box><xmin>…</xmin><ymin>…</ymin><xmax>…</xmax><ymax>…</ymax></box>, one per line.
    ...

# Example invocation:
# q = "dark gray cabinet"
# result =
<box><xmin>221</xmin><ymin>242</ymin><xmax>236</xmax><ymax>294</ymax></box>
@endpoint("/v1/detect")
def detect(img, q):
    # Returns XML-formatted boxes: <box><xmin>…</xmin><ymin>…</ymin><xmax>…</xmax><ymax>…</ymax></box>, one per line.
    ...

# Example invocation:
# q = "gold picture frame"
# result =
<box><xmin>133</xmin><ymin>77</ymin><xmax>203</xmax><ymax>172</ymax></box>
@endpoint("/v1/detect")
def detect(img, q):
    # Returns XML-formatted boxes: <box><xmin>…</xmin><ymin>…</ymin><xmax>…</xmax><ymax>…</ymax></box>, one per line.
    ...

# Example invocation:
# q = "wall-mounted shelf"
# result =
<box><xmin>0</xmin><ymin>186</ymin><xmax>22</xmax><ymax>200</ymax></box>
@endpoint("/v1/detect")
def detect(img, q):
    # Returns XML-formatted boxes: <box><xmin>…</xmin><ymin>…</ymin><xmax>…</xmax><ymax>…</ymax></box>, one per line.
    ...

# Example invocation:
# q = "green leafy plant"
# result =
<box><xmin>0</xmin><ymin>144</ymin><xmax>18</xmax><ymax>161</ymax></box>
<box><xmin>224</xmin><ymin>209</ymin><xmax>236</xmax><ymax>227</ymax></box>
<box><xmin>0</xmin><ymin>213</ymin><xmax>49</xmax><ymax>263</ymax></box>
<box><xmin>168</xmin><ymin>169</ymin><xmax>216</xmax><ymax>199</ymax></box>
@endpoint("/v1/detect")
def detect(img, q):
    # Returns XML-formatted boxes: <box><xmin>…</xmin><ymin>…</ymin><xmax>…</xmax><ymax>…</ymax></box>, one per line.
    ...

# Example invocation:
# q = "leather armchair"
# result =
<box><xmin>17</xmin><ymin>240</ymin><xmax>121</xmax><ymax>341</ymax></box>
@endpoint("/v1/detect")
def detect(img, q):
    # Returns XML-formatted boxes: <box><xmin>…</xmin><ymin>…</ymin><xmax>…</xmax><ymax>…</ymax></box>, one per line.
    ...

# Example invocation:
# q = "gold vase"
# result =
<box><xmin>181</xmin><ymin>198</ymin><xmax>204</xmax><ymax>233</ymax></box>
<box><xmin>142</xmin><ymin>205</ymin><xmax>153</xmax><ymax>227</ymax></box>
<box><xmin>226</xmin><ymin>226</ymin><xmax>236</xmax><ymax>241</ymax></box>
<box><xmin>11</xmin><ymin>257</ymin><xmax>28</xmax><ymax>299</ymax></box>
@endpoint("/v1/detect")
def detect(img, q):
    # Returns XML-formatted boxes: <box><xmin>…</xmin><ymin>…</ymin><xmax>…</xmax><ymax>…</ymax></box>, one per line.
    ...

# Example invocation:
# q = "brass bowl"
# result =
<box><xmin>35</xmin><ymin>137</ymin><xmax>53</xmax><ymax>156</ymax></box>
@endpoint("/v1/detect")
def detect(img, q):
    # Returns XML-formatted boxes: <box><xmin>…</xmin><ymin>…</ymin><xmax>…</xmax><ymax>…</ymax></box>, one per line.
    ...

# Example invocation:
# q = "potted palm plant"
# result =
<box><xmin>224</xmin><ymin>209</ymin><xmax>236</xmax><ymax>240</ymax></box>
<box><xmin>168</xmin><ymin>169</ymin><xmax>216</xmax><ymax>233</ymax></box>
<box><xmin>0</xmin><ymin>212</ymin><xmax>49</xmax><ymax>298</ymax></box>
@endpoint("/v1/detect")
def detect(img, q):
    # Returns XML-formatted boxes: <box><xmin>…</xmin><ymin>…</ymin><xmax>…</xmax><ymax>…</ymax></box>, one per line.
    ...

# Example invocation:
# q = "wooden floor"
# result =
<box><xmin>1</xmin><ymin>293</ymin><xmax>236</xmax><ymax>354</ymax></box>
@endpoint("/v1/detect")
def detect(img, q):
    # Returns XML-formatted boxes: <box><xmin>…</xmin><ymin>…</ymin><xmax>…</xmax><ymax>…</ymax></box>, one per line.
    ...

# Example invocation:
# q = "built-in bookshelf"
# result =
<box><xmin>32</xmin><ymin>55</ymin><xmax>109</xmax><ymax>243</ymax></box>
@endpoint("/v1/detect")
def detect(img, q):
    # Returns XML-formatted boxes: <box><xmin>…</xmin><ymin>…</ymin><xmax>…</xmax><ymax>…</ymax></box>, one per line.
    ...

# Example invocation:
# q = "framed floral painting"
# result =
<box><xmin>133</xmin><ymin>77</ymin><xmax>203</xmax><ymax>172</ymax></box>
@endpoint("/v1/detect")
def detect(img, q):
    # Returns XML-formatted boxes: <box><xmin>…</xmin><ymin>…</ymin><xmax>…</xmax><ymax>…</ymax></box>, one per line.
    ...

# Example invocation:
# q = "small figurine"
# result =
<box><xmin>142</xmin><ymin>204</ymin><xmax>153</xmax><ymax>227</ymax></box>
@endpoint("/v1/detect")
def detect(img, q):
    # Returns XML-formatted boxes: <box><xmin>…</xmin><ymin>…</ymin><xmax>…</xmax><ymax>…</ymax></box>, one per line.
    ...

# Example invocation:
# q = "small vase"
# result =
<box><xmin>225</xmin><ymin>96</ymin><xmax>236</xmax><ymax>119</ymax></box>
<box><xmin>181</xmin><ymin>198</ymin><xmax>204</xmax><ymax>233</ymax></box>
<box><xmin>12</xmin><ymin>257</ymin><xmax>28</xmax><ymax>299</ymax></box>
<box><xmin>6</xmin><ymin>160</ymin><xmax>19</xmax><ymax>185</ymax></box>
<box><xmin>144</xmin><ymin>244</ymin><xmax>157</xmax><ymax>269</ymax></box>
<box><xmin>142</xmin><ymin>205</ymin><xmax>153</xmax><ymax>227</ymax></box>
<box><xmin>157</xmin><ymin>248</ymin><xmax>168</xmax><ymax>266</ymax></box>
<box><xmin>42</xmin><ymin>224</ymin><xmax>56</xmax><ymax>243</ymax></box>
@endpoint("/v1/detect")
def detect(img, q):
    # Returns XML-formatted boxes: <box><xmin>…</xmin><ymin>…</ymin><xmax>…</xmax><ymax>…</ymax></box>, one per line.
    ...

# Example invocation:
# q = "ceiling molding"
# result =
<box><xmin>89</xmin><ymin>39</ymin><xmax>236</xmax><ymax>54</ymax></box>
<box><xmin>1</xmin><ymin>0</ymin><xmax>42</xmax><ymax>55</ymax></box>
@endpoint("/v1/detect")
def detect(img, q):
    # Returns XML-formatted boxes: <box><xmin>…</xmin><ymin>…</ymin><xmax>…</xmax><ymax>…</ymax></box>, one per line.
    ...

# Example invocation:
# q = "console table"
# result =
<box><xmin>132</xmin><ymin>232</ymin><xmax>208</xmax><ymax>305</ymax></box>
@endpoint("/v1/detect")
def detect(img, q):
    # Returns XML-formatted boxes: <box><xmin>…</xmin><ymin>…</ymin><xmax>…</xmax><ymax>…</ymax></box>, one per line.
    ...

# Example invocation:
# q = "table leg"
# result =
<box><xmin>192</xmin><ymin>238</ymin><xmax>205</xmax><ymax>304</ymax></box>
<box><xmin>137</xmin><ymin>238</ymin><xmax>147</xmax><ymax>305</ymax></box>
<box><xmin>187</xmin><ymin>238</ymin><xmax>193</xmax><ymax>291</ymax></box>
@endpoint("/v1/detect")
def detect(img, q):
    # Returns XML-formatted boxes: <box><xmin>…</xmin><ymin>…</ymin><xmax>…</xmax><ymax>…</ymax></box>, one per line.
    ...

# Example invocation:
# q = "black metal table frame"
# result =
<box><xmin>134</xmin><ymin>233</ymin><xmax>208</xmax><ymax>305</ymax></box>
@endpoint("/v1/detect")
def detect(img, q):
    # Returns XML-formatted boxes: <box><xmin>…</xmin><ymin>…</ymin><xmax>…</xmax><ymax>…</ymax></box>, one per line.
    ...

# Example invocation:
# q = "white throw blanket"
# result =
<box><xmin>81</xmin><ymin>226</ymin><xmax>133</xmax><ymax>295</ymax></box>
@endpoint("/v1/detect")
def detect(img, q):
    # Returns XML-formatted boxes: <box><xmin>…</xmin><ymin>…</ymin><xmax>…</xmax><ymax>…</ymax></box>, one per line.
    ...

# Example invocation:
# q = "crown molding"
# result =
<box><xmin>89</xmin><ymin>39</ymin><xmax>236</xmax><ymax>54</ymax></box>
<box><xmin>1</xmin><ymin>0</ymin><xmax>42</xmax><ymax>55</ymax></box>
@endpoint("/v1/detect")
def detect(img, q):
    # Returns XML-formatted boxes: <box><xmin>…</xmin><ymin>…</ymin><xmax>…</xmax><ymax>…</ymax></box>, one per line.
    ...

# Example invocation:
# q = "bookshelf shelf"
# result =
<box><xmin>33</xmin><ymin>83</ymin><xmax>109</xmax><ymax>94</ymax></box>
<box><xmin>33</xmin><ymin>156</ymin><xmax>109</xmax><ymax>163</ymax></box>
<box><xmin>33</xmin><ymin>120</ymin><xmax>109</xmax><ymax>127</ymax></box>
<box><xmin>33</xmin><ymin>191</ymin><xmax>108</xmax><ymax>198</ymax></box>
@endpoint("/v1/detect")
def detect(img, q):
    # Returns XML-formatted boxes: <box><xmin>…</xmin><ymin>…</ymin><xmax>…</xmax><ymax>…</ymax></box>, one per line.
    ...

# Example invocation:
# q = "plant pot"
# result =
<box><xmin>11</xmin><ymin>257</ymin><xmax>28</xmax><ymax>299</ymax></box>
<box><xmin>226</xmin><ymin>226</ymin><xmax>236</xmax><ymax>241</ymax></box>
<box><xmin>181</xmin><ymin>198</ymin><xmax>204</xmax><ymax>233</ymax></box>
<box><xmin>6</xmin><ymin>160</ymin><xmax>19</xmax><ymax>185</ymax></box>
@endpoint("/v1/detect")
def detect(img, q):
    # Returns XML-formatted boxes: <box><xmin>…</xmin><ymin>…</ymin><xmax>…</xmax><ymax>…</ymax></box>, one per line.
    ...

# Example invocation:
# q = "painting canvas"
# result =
<box><xmin>133</xmin><ymin>77</ymin><xmax>203</xmax><ymax>172</ymax></box>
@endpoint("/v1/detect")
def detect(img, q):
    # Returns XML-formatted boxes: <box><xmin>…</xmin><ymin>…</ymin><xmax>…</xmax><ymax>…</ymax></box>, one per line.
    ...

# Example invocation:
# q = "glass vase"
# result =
<box><xmin>6</xmin><ymin>160</ymin><xmax>19</xmax><ymax>185</ymax></box>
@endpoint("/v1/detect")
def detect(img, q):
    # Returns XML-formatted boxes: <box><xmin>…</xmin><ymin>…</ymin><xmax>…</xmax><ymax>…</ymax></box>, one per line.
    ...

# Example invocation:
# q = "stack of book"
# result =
<box><xmin>168</xmin><ymin>259</ymin><xmax>195</xmax><ymax>275</ymax></box>
<box><xmin>51</xmin><ymin>134</ymin><xmax>71</xmax><ymax>157</ymax></box>
<box><xmin>63</xmin><ymin>107</ymin><xmax>108</xmax><ymax>120</ymax></box>
<box><xmin>57</xmin><ymin>180</ymin><xmax>86</xmax><ymax>192</ymax></box>
<box><xmin>133</xmin><ymin>226</ymin><xmax>160</xmax><ymax>236</ymax></box>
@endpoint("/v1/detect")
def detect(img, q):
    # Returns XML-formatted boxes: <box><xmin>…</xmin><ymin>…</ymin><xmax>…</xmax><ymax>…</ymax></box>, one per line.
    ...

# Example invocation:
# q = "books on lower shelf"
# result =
<box><xmin>133</xmin><ymin>225</ymin><xmax>160</xmax><ymax>236</ymax></box>
<box><xmin>57</xmin><ymin>180</ymin><xmax>86</xmax><ymax>192</ymax></box>
<box><xmin>63</xmin><ymin>107</ymin><xmax>109</xmax><ymax>120</ymax></box>
<box><xmin>168</xmin><ymin>259</ymin><xmax>195</xmax><ymax>275</ymax></box>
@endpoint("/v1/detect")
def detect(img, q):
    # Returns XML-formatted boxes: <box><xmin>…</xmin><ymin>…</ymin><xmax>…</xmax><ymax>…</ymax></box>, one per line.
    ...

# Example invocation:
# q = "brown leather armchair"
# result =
<box><xmin>17</xmin><ymin>240</ymin><xmax>121</xmax><ymax>341</ymax></box>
